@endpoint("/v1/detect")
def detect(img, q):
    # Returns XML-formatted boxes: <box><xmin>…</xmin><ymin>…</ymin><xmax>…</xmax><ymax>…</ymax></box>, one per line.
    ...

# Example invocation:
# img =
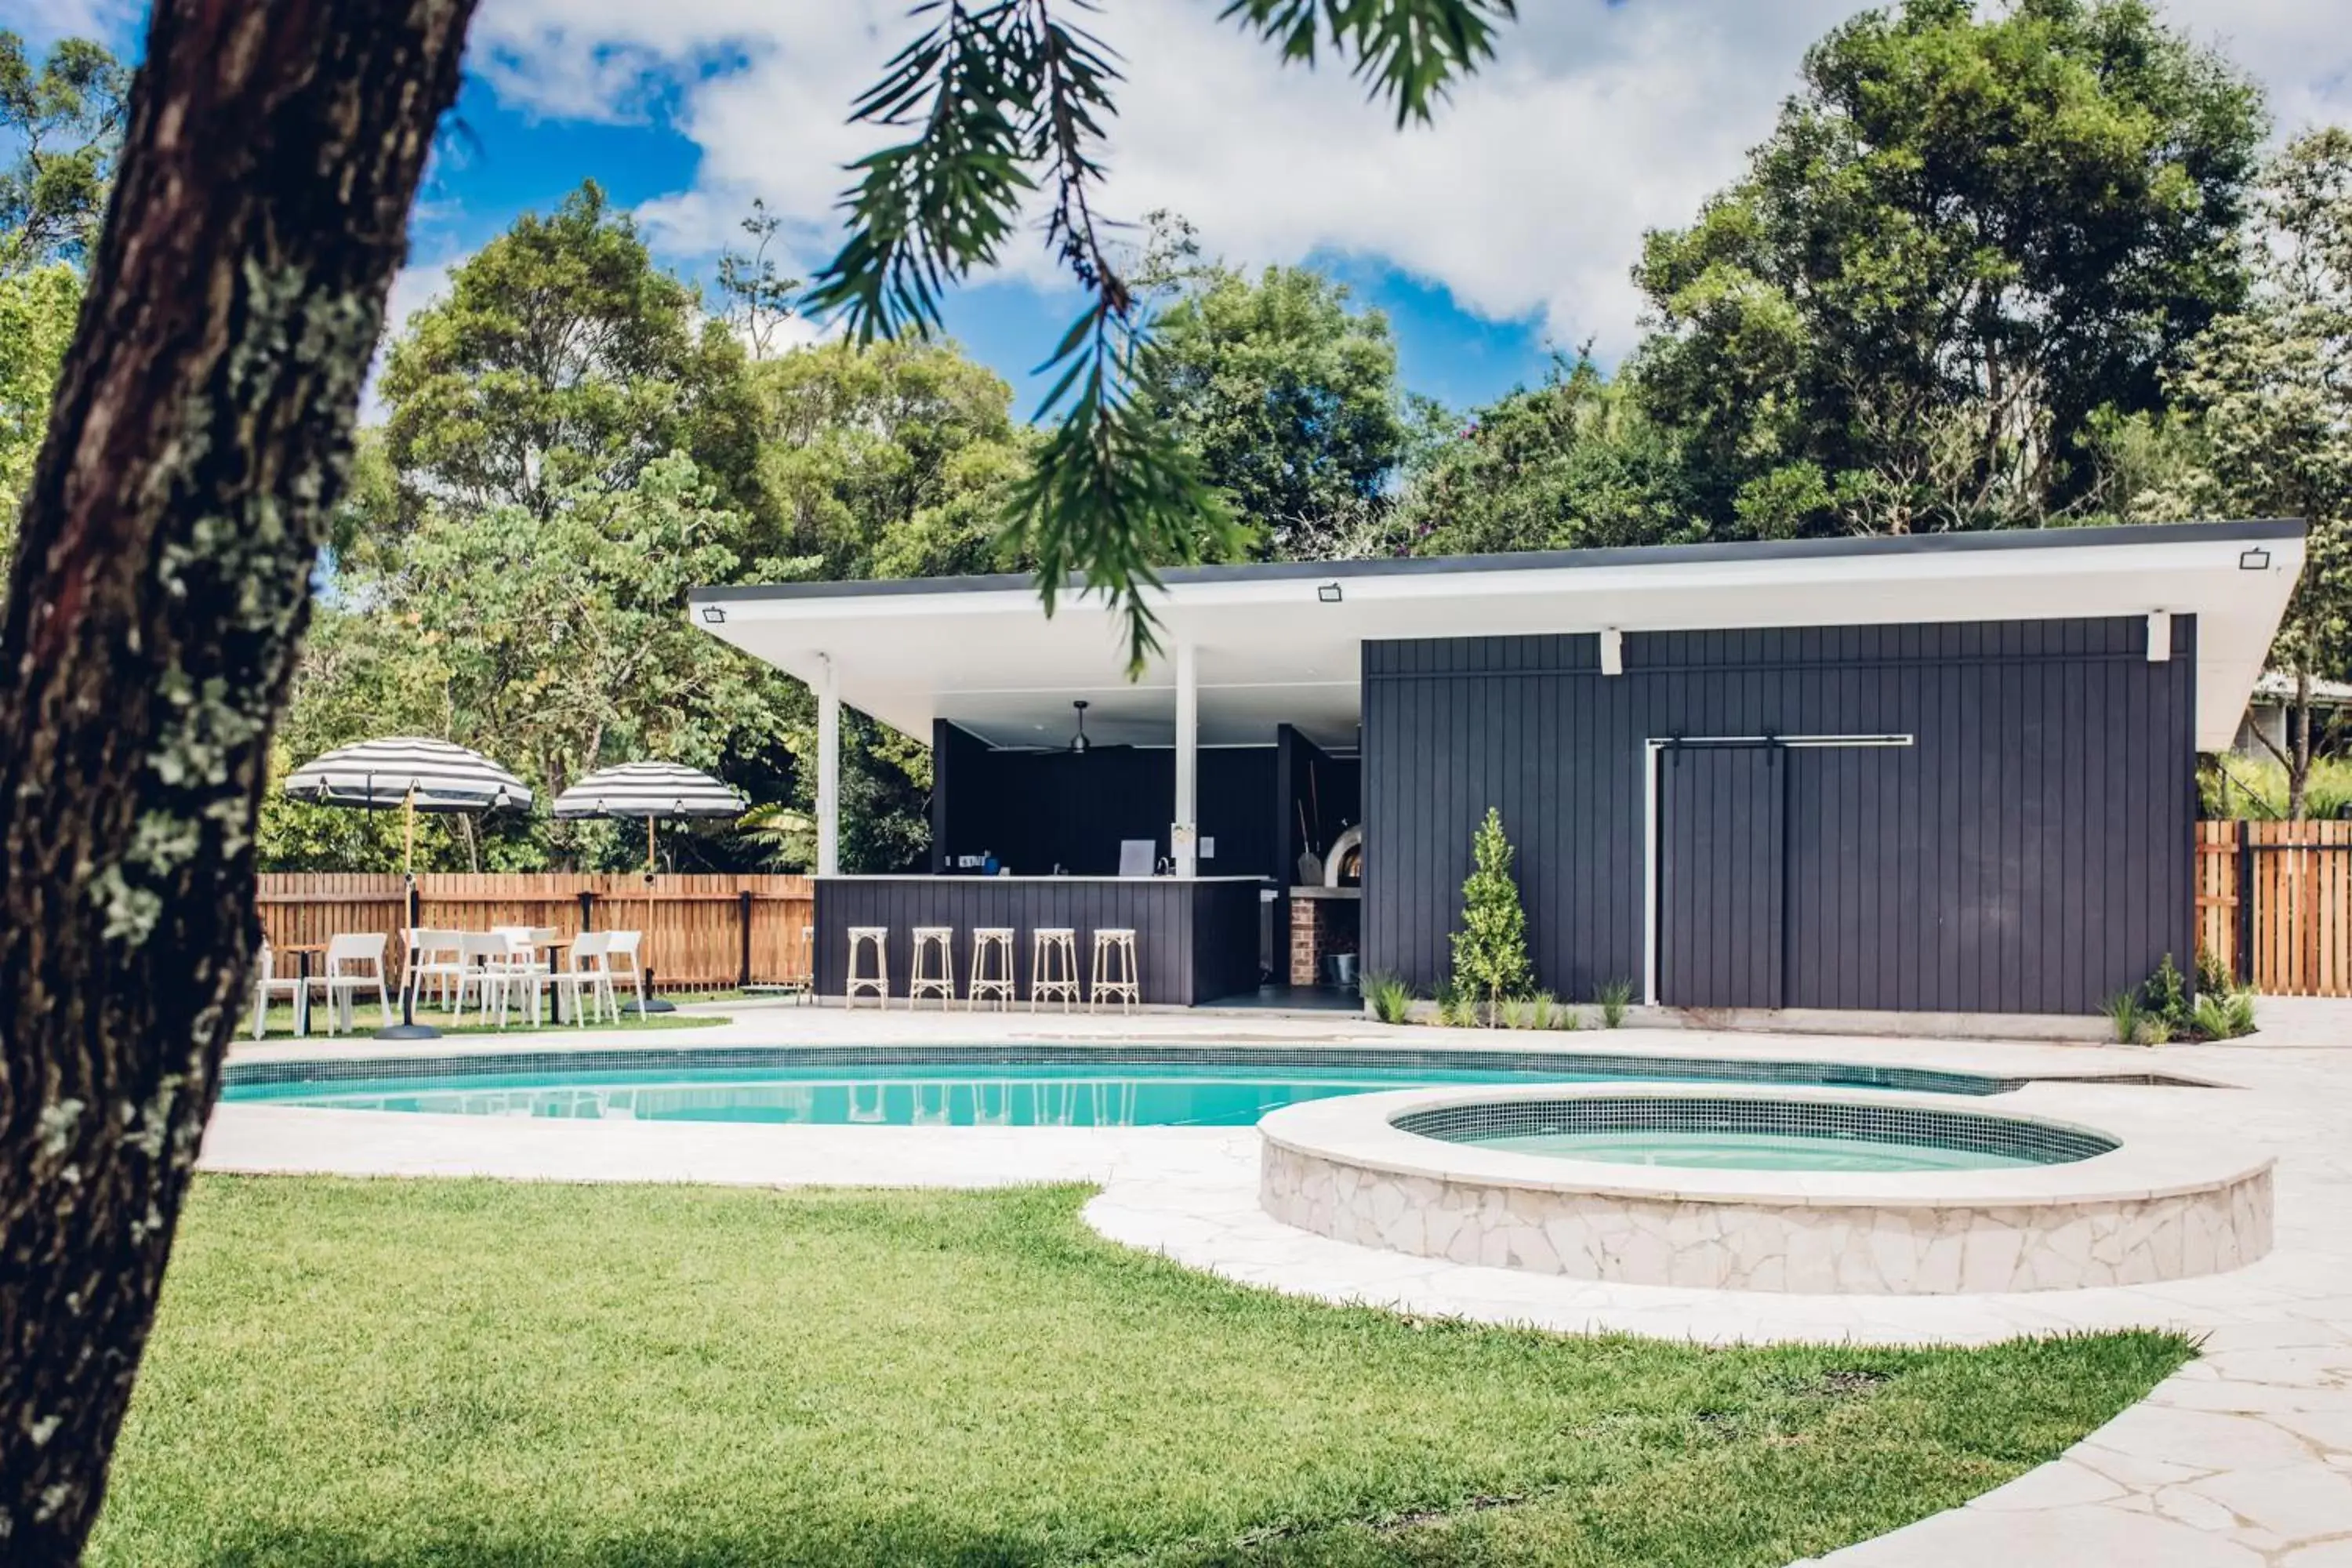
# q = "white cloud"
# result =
<box><xmin>358</xmin><ymin>252</ymin><xmax>466</xmax><ymax>424</ymax></box>
<box><xmin>465</xmin><ymin>0</ymin><xmax>2352</xmax><ymax>357</ymax></box>
<box><xmin>384</xmin><ymin>253</ymin><xmax>462</xmax><ymax>336</ymax></box>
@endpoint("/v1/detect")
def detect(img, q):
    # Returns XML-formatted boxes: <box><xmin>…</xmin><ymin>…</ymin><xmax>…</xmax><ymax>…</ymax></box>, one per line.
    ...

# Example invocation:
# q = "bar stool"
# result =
<box><xmin>845</xmin><ymin>926</ymin><xmax>890</xmax><ymax>1008</ymax></box>
<box><xmin>908</xmin><ymin>926</ymin><xmax>956</xmax><ymax>1009</ymax></box>
<box><xmin>968</xmin><ymin>927</ymin><xmax>1016</xmax><ymax>1011</ymax></box>
<box><xmin>1090</xmin><ymin>927</ymin><xmax>1140</xmax><ymax>1011</ymax></box>
<box><xmin>1029</xmin><ymin>927</ymin><xmax>1081</xmax><ymax>1011</ymax></box>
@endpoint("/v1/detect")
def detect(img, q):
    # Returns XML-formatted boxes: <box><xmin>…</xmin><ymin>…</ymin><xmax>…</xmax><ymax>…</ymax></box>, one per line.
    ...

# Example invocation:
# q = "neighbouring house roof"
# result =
<box><xmin>689</xmin><ymin>520</ymin><xmax>2307</xmax><ymax>754</ymax></box>
<box><xmin>2249</xmin><ymin>671</ymin><xmax>2352</xmax><ymax>708</ymax></box>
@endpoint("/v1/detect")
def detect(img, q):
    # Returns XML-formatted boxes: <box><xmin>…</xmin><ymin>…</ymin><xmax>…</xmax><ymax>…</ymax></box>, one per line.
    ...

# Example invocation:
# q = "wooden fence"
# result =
<box><xmin>255</xmin><ymin>873</ymin><xmax>814</xmax><ymax>993</ymax></box>
<box><xmin>2195</xmin><ymin>820</ymin><xmax>2352</xmax><ymax>997</ymax></box>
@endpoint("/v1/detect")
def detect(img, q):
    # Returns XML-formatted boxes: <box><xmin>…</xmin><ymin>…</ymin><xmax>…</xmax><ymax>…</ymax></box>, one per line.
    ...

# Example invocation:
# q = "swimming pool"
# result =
<box><xmin>221</xmin><ymin>1047</ymin><xmax>2015</xmax><ymax>1129</ymax></box>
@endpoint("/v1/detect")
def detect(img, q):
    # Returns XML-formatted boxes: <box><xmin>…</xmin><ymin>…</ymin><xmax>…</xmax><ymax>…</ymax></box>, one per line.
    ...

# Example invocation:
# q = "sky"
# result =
<box><xmin>12</xmin><ymin>0</ymin><xmax>2352</xmax><ymax>418</ymax></box>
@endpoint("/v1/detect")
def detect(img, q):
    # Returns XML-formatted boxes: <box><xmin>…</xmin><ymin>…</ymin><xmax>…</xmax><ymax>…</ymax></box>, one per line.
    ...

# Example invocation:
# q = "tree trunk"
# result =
<box><xmin>2291</xmin><ymin>669</ymin><xmax>2314</xmax><ymax>822</ymax></box>
<box><xmin>0</xmin><ymin>3</ymin><xmax>474</xmax><ymax>1559</ymax></box>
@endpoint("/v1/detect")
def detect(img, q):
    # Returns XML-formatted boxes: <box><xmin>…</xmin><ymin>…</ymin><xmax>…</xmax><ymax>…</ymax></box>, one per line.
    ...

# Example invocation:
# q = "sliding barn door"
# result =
<box><xmin>1658</xmin><ymin>742</ymin><xmax>1785</xmax><ymax>1008</ymax></box>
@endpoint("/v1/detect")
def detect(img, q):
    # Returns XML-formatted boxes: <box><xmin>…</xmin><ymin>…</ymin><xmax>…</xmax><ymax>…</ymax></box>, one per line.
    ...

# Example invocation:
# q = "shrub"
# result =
<box><xmin>2137</xmin><ymin>1014</ymin><xmax>2175</xmax><ymax>1047</ymax></box>
<box><xmin>1556</xmin><ymin>1004</ymin><xmax>1583</xmax><ymax>1032</ymax></box>
<box><xmin>1526</xmin><ymin>992</ymin><xmax>1556</xmax><ymax>1031</ymax></box>
<box><xmin>2225</xmin><ymin>989</ymin><xmax>2259</xmax><ymax>1036</ymax></box>
<box><xmin>1450</xmin><ymin>807</ymin><xmax>1531</xmax><ymax>1026</ymax></box>
<box><xmin>2190</xmin><ymin>989</ymin><xmax>2259</xmax><ymax>1041</ymax></box>
<box><xmin>2103</xmin><ymin>990</ymin><xmax>2143</xmax><ymax>1044</ymax></box>
<box><xmin>2194</xmin><ymin>946</ymin><xmax>2230</xmax><ymax>998</ymax></box>
<box><xmin>2142</xmin><ymin>953</ymin><xmax>2189</xmax><ymax>1033</ymax></box>
<box><xmin>1596</xmin><ymin>979</ymin><xmax>1632</xmax><ymax>1029</ymax></box>
<box><xmin>1364</xmin><ymin>971</ymin><xmax>1413</xmax><ymax>1025</ymax></box>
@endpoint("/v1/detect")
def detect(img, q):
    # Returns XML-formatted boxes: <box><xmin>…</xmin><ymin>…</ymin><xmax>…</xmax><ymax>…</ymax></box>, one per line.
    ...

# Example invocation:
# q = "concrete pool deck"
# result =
<box><xmin>205</xmin><ymin>998</ymin><xmax>2352</xmax><ymax>1568</ymax></box>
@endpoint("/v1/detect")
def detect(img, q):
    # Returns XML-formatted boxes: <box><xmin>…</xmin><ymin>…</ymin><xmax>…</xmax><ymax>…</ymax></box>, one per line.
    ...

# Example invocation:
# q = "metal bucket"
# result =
<box><xmin>1325</xmin><ymin>952</ymin><xmax>1359</xmax><ymax>990</ymax></box>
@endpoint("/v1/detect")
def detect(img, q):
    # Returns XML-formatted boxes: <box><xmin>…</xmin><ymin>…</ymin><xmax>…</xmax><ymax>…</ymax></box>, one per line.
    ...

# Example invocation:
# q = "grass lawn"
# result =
<box><xmin>93</xmin><ymin>1179</ymin><xmax>2187</xmax><ymax>1567</ymax></box>
<box><xmin>242</xmin><ymin>1002</ymin><xmax>730</xmax><ymax>1040</ymax></box>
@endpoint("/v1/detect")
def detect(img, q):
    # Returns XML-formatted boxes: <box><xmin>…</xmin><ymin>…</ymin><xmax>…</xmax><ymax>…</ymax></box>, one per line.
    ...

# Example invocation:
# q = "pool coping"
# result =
<box><xmin>1255</xmin><ymin>1082</ymin><xmax>2274</xmax><ymax>1210</ymax></box>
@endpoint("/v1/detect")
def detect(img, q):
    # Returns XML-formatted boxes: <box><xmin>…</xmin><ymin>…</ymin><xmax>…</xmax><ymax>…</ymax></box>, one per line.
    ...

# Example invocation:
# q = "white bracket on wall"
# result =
<box><xmin>1600</xmin><ymin>627</ymin><xmax>1624</xmax><ymax>677</ymax></box>
<box><xmin>2147</xmin><ymin>610</ymin><xmax>2172</xmax><ymax>662</ymax></box>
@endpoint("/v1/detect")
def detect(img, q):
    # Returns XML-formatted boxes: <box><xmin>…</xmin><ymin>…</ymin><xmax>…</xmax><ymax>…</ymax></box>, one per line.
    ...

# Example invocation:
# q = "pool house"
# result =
<box><xmin>689</xmin><ymin>520</ymin><xmax>2303</xmax><ymax>1021</ymax></box>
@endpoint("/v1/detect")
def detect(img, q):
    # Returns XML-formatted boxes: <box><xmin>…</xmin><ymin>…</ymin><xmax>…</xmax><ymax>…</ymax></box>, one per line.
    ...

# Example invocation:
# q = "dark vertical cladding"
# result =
<box><xmin>812</xmin><ymin>877</ymin><xmax>1260</xmax><ymax>1005</ymax></box>
<box><xmin>1363</xmin><ymin>616</ymin><xmax>2197</xmax><ymax>1016</ymax></box>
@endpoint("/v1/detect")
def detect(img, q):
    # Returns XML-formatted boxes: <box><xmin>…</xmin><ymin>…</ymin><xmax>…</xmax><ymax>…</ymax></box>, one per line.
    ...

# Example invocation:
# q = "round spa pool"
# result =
<box><xmin>1392</xmin><ymin>1096</ymin><xmax>2118</xmax><ymax>1174</ymax></box>
<box><xmin>1258</xmin><ymin>1084</ymin><xmax>2275</xmax><ymax>1294</ymax></box>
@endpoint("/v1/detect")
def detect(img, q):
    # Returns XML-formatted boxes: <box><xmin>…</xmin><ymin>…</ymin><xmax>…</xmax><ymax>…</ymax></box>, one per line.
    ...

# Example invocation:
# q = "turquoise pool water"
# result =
<box><xmin>1469</xmin><ymin>1129</ymin><xmax>2038</xmax><ymax>1173</ymax></box>
<box><xmin>223</xmin><ymin>1050</ymin><xmax>2014</xmax><ymax>1130</ymax></box>
<box><xmin>223</xmin><ymin>1062</ymin><xmax>1610</xmax><ymax>1129</ymax></box>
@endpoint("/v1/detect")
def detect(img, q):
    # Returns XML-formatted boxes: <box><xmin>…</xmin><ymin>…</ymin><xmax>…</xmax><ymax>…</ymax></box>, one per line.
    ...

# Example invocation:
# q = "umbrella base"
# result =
<box><xmin>374</xmin><ymin>1022</ymin><xmax>443</xmax><ymax>1040</ymax></box>
<box><xmin>626</xmin><ymin>998</ymin><xmax>678</xmax><ymax>1014</ymax></box>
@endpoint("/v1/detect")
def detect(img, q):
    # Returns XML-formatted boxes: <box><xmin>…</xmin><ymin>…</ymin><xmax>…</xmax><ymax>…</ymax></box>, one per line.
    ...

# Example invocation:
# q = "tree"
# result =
<box><xmin>1451</xmin><ymin>807</ymin><xmax>1530</xmax><ymax>1025</ymax></box>
<box><xmin>272</xmin><ymin>456</ymin><xmax>809</xmax><ymax>873</ymax></box>
<box><xmin>377</xmin><ymin>181</ymin><xmax>768</xmax><ymax>541</ymax></box>
<box><xmin>1631</xmin><ymin>0</ymin><xmax>2265</xmax><ymax>538</ymax></box>
<box><xmin>0</xmin><ymin>31</ymin><xmax>128</xmax><ymax>274</ymax></box>
<box><xmin>2132</xmin><ymin>130</ymin><xmax>2352</xmax><ymax>818</ymax></box>
<box><xmin>1141</xmin><ymin>245</ymin><xmax>1408</xmax><ymax>559</ymax></box>
<box><xmin>1403</xmin><ymin>353</ymin><xmax>1700</xmax><ymax>557</ymax></box>
<box><xmin>0</xmin><ymin>2</ymin><xmax>473</xmax><ymax>1555</ymax></box>
<box><xmin>755</xmin><ymin>336</ymin><xmax>1035</xmax><ymax>582</ymax></box>
<box><xmin>810</xmin><ymin>0</ymin><xmax>1522</xmax><ymax>664</ymax></box>
<box><xmin>715</xmin><ymin>199</ymin><xmax>803</xmax><ymax>362</ymax></box>
<box><xmin>0</xmin><ymin>263</ymin><xmax>79</xmax><ymax>557</ymax></box>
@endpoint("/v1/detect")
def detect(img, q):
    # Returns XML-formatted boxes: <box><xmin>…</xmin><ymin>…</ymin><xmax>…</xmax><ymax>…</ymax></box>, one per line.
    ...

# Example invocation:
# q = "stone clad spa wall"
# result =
<box><xmin>1259</xmin><ymin>1140</ymin><xmax>2274</xmax><ymax>1296</ymax></box>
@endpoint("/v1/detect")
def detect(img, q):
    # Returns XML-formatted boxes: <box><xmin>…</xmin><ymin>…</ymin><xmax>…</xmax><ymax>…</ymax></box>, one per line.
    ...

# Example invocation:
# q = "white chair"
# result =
<box><xmin>450</xmin><ymin>932</ymin><xmax>510</xmax><ymax>1020</ymax></box>
<box><xmin>404</xmin><ymin>928</ymin><xmax>466</xmax><ymax>1012</ymax></box>
<box><xmin>488</xmin><ymin>930</ymin><xmax>553</xmax><ymax>1028</ymax></box>
<box><xmin>549</xmin><ymin>931</ymin><xmax>618</xmax><ymax>1026</ymax></box>
<box><xmin>604</xmin><ymin>930</ymin><xmax>648</xmax><ymax>1014</ymax></box>
<box><xmin>308</xmin><ymin>932</ymin><xmax>392</xmax><ymax>1034</ymax></box>
<box><xmin>250</xmin><ymin>944</ymin><xmax>307</xmax><ymax>1039</ymax></box>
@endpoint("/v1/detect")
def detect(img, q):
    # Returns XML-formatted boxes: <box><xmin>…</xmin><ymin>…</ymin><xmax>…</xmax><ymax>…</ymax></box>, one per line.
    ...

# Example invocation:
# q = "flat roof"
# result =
<box><xmin>690</xmin><ymin>520</ymin><xmax>2306</xmax><ymax>752</ymax></box>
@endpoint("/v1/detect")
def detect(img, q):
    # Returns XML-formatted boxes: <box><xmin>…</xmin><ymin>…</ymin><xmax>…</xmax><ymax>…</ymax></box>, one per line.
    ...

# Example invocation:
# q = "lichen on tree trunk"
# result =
<box><xmin>0</xmin><ymin>2</ymin><xmax>476</xmax><ymax>1559</ymax></box>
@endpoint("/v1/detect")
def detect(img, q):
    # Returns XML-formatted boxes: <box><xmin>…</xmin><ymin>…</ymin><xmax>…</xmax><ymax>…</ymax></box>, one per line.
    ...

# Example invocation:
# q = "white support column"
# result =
<box><xmin>816</xmin><ymin>654</ymin><xmax>841</xmax><ymax>877</ymax></box>
<box><xmin>1173</xmin><ymin>641</ymin><xmax>1200</xmax><ymax>877</ymax></box>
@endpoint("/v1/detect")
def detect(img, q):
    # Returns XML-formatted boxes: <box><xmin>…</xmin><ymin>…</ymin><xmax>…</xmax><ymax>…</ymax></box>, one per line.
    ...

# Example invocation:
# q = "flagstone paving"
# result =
<box><xmin>209</xmin><ymin>996</ymin><xmax>2352</xmax><ymax>1567</ymax></box>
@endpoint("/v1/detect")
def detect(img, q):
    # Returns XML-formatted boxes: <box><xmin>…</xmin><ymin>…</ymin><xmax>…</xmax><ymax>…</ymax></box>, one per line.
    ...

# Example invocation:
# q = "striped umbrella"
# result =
<box><xmin>554</xmin><ymin>762</ymin><xmax>746</xmax><ymax>1012</ymax></box>
<box><xmin>552</xmin><ymin>760</ymin><xmax>743</xmax><ymax>826</ymax></box>
<box><xmin>285</xmin><ymin>737</ymin><xmax>533</xmax><ymax>873</ymax></box>
<box><xmin>281</xmin><ymin>737</ymin><xmax>533</xmax><ymax>1040</ymax></box>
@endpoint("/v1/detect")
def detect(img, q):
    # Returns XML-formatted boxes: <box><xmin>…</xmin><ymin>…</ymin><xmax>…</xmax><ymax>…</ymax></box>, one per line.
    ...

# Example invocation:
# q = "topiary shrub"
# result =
<box><xmin>1450</xmin><ymin>807</ymin><xmax>1531</xmax><ymax>1026</ymax></box>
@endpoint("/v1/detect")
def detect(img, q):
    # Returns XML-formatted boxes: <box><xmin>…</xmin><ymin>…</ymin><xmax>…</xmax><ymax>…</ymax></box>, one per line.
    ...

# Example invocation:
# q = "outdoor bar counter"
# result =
<box><xmin>812</xmin><ymin>876</ymin><xmax>1266</xmax><ymax>1007</ymax></box>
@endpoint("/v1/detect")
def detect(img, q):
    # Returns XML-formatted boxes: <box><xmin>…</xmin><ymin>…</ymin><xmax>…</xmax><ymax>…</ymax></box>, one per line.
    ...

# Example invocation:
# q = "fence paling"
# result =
<box><xmin>256</xmin><ymin>873</ymin><xmax>814</xmax><ymax>992</ymax></box>
<box><xmin>2193</xmin><ymin>820</ymin><xmax>2352</xmax><ymax>999</ymax></box>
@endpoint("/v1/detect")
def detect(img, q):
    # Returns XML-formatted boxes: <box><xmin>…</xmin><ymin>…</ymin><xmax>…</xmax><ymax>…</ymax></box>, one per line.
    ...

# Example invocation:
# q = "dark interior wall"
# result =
<box><xmin>930</xmin><ymin>724</ymin><xmax>1278</xmax><ymax>878</ymax></box>
<box><xmin>1274</xmin><ymin>725</ymin><xmax>1361</xmax><ymax>885</ymax></box>
<box><xmin>1361</xmin><ymin>618</ymin><xmax>2198</xmax><ymax>1015</ymax></box>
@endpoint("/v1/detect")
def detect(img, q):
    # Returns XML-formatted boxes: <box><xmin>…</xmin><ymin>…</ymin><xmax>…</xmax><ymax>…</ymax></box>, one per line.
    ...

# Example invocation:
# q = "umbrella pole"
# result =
<box><xmin>634</xmin><ymin>811</ymin><xmax>674</xmax><ymax>1013</ymax></box>
<box><xmin>379</xmin><ymin>786</ymin><xmax>441</xmax><ymax>1040</ymax></box>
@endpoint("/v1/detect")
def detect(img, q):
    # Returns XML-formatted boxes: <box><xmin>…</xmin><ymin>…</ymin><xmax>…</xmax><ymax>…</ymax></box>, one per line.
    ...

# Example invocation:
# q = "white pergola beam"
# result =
<box><xmin>816</xmin><ymin>653</ymin><xmax>841</xmax><ymax>877</ymax></box>
<box><xmin>1174</xmin><ymin>641</ymin><xmax>1199</xmax><ymax>875</ymax></box>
